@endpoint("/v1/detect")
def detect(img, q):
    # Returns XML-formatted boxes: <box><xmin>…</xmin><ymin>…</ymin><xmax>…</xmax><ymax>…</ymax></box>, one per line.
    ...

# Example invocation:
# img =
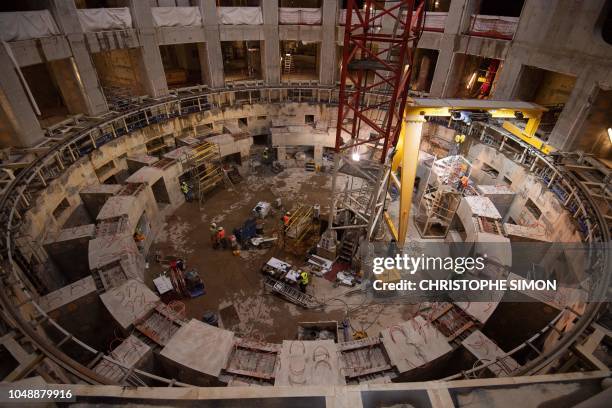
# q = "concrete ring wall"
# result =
<box><xmin>0</xmin><ymin>87</ymin><xmax>608</xmax><ymax>386</ymax></box>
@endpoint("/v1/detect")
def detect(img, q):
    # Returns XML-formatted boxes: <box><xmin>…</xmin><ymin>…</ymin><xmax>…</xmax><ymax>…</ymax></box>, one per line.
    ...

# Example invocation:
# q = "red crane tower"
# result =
<box><xmin>335</xmin><ymin>0</ymin><xmax>425</xmax><ymax>161</ymax></box>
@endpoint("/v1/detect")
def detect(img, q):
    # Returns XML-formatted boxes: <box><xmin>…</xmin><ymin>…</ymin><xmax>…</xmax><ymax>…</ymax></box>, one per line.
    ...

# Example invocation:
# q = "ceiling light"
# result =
<box><xmin>467</xmin><ymin>72</ymin><xmax>477</xmax><ymax>90</ymax></box>
<box><xmin>351</xmin><ymin>146</ymin><xmax>360</xmax><ymax>161</ymax></box>
<box><xmin>608</xmin><ymin>128</ymin><xmax>612</xmax><ymax>144</ymax></box>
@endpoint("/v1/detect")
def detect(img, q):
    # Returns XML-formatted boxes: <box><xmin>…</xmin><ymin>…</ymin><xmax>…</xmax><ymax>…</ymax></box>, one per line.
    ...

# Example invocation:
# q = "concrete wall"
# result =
<box><xmin>467</xmin><ymin>143</ymin><xmax>582</xmax><ymax>242</ymax></box>
<box><xmin>1</xmin><ymin>0</ymin><xmax>609</xmax><ymax>150</ymax></box>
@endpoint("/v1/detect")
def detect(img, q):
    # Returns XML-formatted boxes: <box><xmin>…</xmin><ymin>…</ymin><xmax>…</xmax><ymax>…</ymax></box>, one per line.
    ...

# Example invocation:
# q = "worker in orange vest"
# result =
<box><xmin>282</xmin><ymin>212</ymin><xmax>291</xmax><ymax>226</ymax></box>
<box><xmin>459</xmin><ymin>175</ymin><xmax>469</xmax><ymax>192</ymax></box>
<box><xmin>216</xmin><ymin>226</ymin><xmax>227</xmax><ymax>249</ymax></box>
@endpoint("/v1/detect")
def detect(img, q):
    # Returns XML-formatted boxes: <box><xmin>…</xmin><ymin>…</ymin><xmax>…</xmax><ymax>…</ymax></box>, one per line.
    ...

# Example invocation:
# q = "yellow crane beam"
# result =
<box><xmin>386</xmin><ymin>98</ymin><xmax>552</xmax><ymax>246</ymax></box>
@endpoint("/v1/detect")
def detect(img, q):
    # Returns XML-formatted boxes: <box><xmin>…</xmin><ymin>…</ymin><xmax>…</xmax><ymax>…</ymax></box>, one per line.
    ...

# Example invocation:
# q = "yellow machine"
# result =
<box><xmin>386</xmin><ymin>98</ymin><xmax>552</xmax><ymax>246</ymax></box>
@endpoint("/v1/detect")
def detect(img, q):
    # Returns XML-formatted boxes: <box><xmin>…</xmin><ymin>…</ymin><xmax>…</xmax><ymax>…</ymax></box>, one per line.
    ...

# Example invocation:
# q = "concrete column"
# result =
<box><xmin>444</xmin><ymin>0</ymin><xmax>478</xmax><ymax>35</ymax></box>
<box><xmin>49</xmin><ymin>0</ymin><xmax>107</xmax><ymax>115</ymax></box>
<box><xmin>428</xmin><ymin>0</ymin><xmax>479</xmax><ymax>97</ymax></box>
<box><xmin>319</xmin><ymin>0</ymin><xmax>338</xmax><ymax>85</ymax></box>
<box><xmin>199</xmin><ymin>0</ymin><xmax>224</xmax><ymax>87</ymax></box>
<box><xmin>129</xmin><ymin>0</ymin><xmax>168</xmax><ymax>97</ymax></box>
<box><xmin>0</xmin><ymin>45</ymin><xmax>44</xmax><ymax>147</ymax></box>
<box><xmin>490</xmin><ymin>50</ymin><xmax>523</xmax><ymax>99</ymax></box>
<box><xmin>428</xmin><ymin>42</ymin><xmax>454</xmax><ymax>97</ymax></box>
<box><xmin>547</xmin><ymin>72</ymin><xmax>599</xmax><ymax>150</ymax></box>
<box><xmin>314</xmin><ymin>145</ymin><xmax>323</xmax><ymax>165</ymax></box>
<box><xmin>262</xmin><ymin>0</ymin><xmax>280</xmax><ymax>85</ymax></box>
<box><xmin>276</xmin><ymin>146</ymin><xmax>287</xmax><ymax>162</ymax></box>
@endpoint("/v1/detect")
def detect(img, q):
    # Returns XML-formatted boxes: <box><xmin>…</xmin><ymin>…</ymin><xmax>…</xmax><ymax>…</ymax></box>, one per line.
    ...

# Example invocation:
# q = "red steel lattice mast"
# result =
<box><xmin>335</xmin><ymin>0</ymin><xmax>424</xmax><ymax>161</ymax></box>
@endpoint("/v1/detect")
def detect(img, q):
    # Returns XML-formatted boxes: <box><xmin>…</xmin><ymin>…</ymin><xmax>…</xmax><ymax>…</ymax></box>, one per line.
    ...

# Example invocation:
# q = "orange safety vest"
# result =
<box><xmin>217</xmin><ymin>230</ymin><xmax>225</xmax><ymax>240</ymax></box>
<box><xmin>283</xmin><ymin>215</ymin><xmax>290</xmax><ymax>225</ymax></box>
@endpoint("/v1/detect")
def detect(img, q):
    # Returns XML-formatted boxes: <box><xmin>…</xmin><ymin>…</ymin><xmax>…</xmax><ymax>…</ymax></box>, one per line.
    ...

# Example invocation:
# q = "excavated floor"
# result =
<box><xmin>146</xmin><ymin>165</ymin><xmax>420</xmax><ymax>342</ymax></box>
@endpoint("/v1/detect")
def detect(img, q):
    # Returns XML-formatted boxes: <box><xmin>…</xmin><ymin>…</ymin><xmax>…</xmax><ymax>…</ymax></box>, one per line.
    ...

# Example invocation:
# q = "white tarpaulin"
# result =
<box><xmin>470</xmin><ymin>15</ymin><xmax>519</xmax><ymax>38</ymax></box>
<box><xmin>337</xmin><ymin>9</ymin><xmax>381</xmax><ymax>26</ymax></box>
<box><xmin>423</xmin><ymin>11</ymin><xmax>447</xmax><ymax>31</ymax></box>
<box><xmin>77</xmin><ymin>8</ymin><xmax>132</xmax><ymax>32</ymax></box>
<box><xmin>279</xmin><ymin>8</ymin><xmax>322</xmax><ymax>25</ymax></box>
<box><xmin>218</xmin><ymin>7</ymin><xmax>263</xmax><ymax>25</ymax></box>
<box><xmin>0</xmin><ymin>10</ymin><xmax>60</xmax><ymax>41</ymax></box>
<box><xmin>151</xmin><ymin>6</ymin><xmax>202</xmax><ymax>27</ymax></box>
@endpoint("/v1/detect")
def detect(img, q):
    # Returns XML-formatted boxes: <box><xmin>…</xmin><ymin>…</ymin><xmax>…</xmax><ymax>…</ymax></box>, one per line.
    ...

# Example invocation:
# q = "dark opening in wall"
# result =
<box><xmin>513</xmin><ymin>66</ymin><xmax>577</xmax><ymax>137</ymax></box>
<box><xmin>305</xmin><ymin>114</ymin><xmax>315</xmax><ymax>125</ymax></box>
<box><xmin>503</xmin><ymin>176</ymin><xmax>513</xmax><ymax>185</ymax></box>
<box><xmin>478</xmin><ymin>0</ymin><xmax>525</xmax><ymax>17</ymax></box>
<box><xmin>281</xmin><ymin>40</ymin><xmax>319</xmax><ymax>81</ymax></box>
<box><xmin>573</xmin><ymin>88</ymin><xmax>612</xmax><ymax>160</ymax></box>
<box><xmin>217</xmin><ymin>0</ymin><xmax>260</xmax><ymax>6</ymax></box>
<box><xmin>53</xmin><ymin>198</ymin><xmax>71</xmax><ymax>220</ymax></box>
<box><xmin>525</xmin><ymin>198</ymin><xmax>542</xmax><ymax>220</ymax></box>
<box><xmin>159</xmin><ymin>43</ymin><xmax>204</xmax><ymax>89</ymax></box>
<box><xmin>76</xmin><ymin>0</ymin><xmax>118</xmax><ymax>8</ymax></box>
<box><xmin>21</xmin><ymin>62</ymin><xmax>72</xmax><ymax>127</ymax></box>
<box><xmin>281</xmin><ymin>0</ymin><xmax>321</xmax><ymax>7</ymax></box>
<box><xmin>221</xmin><ymin>41</ymin><xmax>262</xmax><ymax>82</ymax></box>
<box><xmin>152</xmin><ymin>178</ymin><xmax>171</xmax><ymax>205</ymax></box>
<box><xmin>0</xmin><ymin>345</ymin><xmax>19</xmax><ymax>378</ymax></box>
<box><xmin>93</xmin><ymin>48</ymin><xmax>148</xmax><ymax>104</ymax></box>
<box><xmin>447</xmin><ymin>55</ymin><xmax>501</xmax><ymax>99</ymax></box>
<box><xmin>410</xmin><ymin>49</ymin><xmax>439</xmax><ymax>93</ymax></box>
<box><xmin>481</xmin><ymin>163</ymin><xmax>499</xmax><ymax>178</ymax></box>
<box><xmin>253</xmin><ymin>134</ymin><xmax>269</xmax><ymax>145</ymax></box>
<box><xmin>602</xmin><ymin>0</ymin><xmax>612</xmax><ymax>44</ymax></box>
<box><xmin>238</xmin><ymin>117</ymin><xmax>248</xmax><ymax>128</ymax></box>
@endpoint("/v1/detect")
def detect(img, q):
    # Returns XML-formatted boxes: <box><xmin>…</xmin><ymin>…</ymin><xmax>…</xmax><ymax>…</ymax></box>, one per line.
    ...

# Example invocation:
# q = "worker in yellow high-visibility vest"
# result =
<box><xmin>299</xmin><ymin>270</ymin><xmax>309</xmax><ymax>293</ymax></box>
<box><xmin>451</xmin><ymin>133</ymin><xmax>466</xmax><ymax>156</ymax></box>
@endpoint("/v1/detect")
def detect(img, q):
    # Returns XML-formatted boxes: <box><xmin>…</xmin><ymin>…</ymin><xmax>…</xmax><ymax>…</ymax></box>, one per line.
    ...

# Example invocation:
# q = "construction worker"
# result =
<box><xmin>262</xmin><ymin>148</ymin><xmax>270</xmax><ymax>163</ymax></box>
<box><xmin>452</xmin><ymin>134</ymin><xmax>466</xmax><ymax>155</ymax></box>
<box><xmin>298</xmin><ymin>270</ymin><xmax>309</xmax><ymax>293</ymax></box>
<box><xmin>209</xmin><ymin>223</ymin><xmax>217</xmax><ymax>247</ymax></box>
<box><xmin>133</xmin><ymin>230</ymin><xmax>145</xmax><ymax>252</ymax></box>
<box><xmin>181</xmin><ymin>181</ymin><xmax>192</xmax><ymax>202</ymax></box>
<box><xmin>282</xmin><ymin>211</ymin><xmax>291</xmax><ymax>227</ymax></box>
<box><xmin>230</xmin><ymin>235</ymin><xmax>240</xmax><ymax>256</ymax></box>
<box><xmin>458</xmin><ymin>174</ymin><xmax>469</xmax><ymax>192</ymax></box>
<box><xmin>217</xmin><ymin>226</ymin><xmax>226</xmax><ymax>249</ymax></box>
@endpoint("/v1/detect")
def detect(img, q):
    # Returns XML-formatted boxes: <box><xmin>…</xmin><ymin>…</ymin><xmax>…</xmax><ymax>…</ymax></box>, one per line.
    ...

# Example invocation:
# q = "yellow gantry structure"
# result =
<box><xmin>386</xmin><ymin>98</ymin><xmax>551</xmax><ymax>246</ymax></box>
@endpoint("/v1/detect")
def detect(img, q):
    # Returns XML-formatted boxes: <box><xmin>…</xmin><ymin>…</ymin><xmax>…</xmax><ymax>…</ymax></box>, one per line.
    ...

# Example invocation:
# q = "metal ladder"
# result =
<box><xmin>263</xmin><ymin>276</ymin><xmax>318</xmax><ymax>309</ymax></box>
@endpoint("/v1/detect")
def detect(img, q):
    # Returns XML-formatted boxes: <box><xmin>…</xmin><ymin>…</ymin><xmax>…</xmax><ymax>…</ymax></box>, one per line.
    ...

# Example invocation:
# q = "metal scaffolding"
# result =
<box><xmin>326</xmin><ymin>0</ymin><xmax>424</xmax><ymax>246</ymax></box>
<box><xmin>186</xmin><ymin>141</ymin><xmax>224</xmax><ymax>202</ymax></box>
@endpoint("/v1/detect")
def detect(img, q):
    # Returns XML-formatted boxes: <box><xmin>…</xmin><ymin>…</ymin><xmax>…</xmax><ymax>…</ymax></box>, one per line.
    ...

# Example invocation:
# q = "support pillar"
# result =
<box><xmin>393</xmin><ymin>114</ymin><xmax>425</xmax><ymax>246</ymax></box>
<box><xmin>0</xmin><ymin>45</ymin><xmax>44</xmax><ymax>147</ymax></box>
<box><xmin>129</xmin><ymin>0</ymin><xmax>168</xmax><ymax>97</ymax></box>
<box><xmin>547</xmin><ymin>72</ymin><xmax>599</xmax><ymax>150</ymax></box>
<box><xmin>199</xmin><ymin>0</ymin><xmax>225</xmax><ymax>88</ymax></box>
<box><xmin>319</xmin><ymin>0</ymin><xmax>338</xmax><ymax>85</ymax></box>
<box><xmin>49</xmin><ymin>0</ymin><xmax>107</xmax><ymax>115</ymax></box>
<box><xmin>262</xmin><ymin>0</ymin><xmax>280</xmax><ymax>85</ymax></box>
<box><xmin>428</xmin><ymin>0</ymin><xmax>477</xmax><ymax>97</ymax></box>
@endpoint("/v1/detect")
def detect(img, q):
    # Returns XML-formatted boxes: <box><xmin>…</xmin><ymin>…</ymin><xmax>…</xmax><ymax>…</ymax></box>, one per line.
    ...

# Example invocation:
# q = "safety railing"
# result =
<box><xmin>468</xmin><ymin>15</ymin><xmax>519</xmax><ymax>40</ymax></box>
<box><xmin>0</xmin><ymin>83</ymin><xmax>608</xmax><ymax>387</ymax></box>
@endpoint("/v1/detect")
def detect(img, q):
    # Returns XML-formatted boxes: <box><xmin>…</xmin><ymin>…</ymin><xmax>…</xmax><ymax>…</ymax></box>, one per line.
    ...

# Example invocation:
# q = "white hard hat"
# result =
<box><xmin>218</xmin><ymin>226</ymin><xmax>224</xmax><ymax>231</ymax></box>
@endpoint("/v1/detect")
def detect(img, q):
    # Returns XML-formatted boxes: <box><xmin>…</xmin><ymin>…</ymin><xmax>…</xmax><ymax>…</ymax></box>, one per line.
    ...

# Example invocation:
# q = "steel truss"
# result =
<box><xmin>330</xmin><ymin>0</ymin><xmax>424</xmax><ymax>238</ymax></box>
